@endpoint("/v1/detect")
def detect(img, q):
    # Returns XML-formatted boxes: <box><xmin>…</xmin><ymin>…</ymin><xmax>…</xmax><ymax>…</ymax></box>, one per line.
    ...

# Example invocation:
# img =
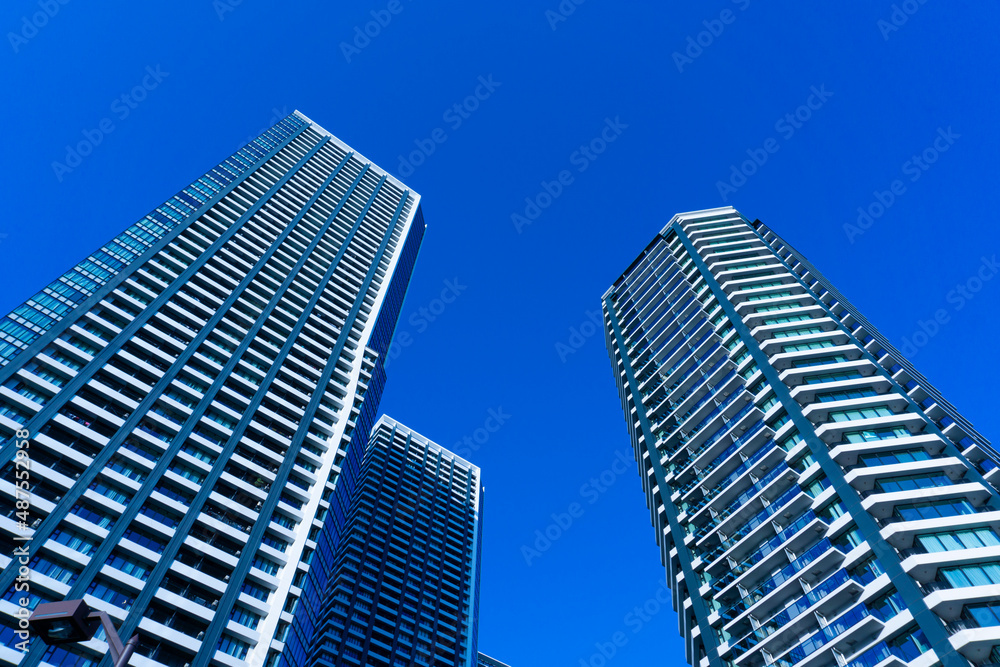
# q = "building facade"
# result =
<box><xmin>0</xmin><ymin>110</ymin><xmax>425</xmax><ymax>667</ymax></box>
<box><xmin>476</xmin><ymin>653</ymin><xmax>510</xmax><ymax>667</ymax></box>
<box><xmin>603</xmin><ymin>207</ymin><xmax>999</xmax><ymax>667</ymax></box>
<box><xmin>288</xmin><ymin>416</ymin><xmax>483</xmax><ymax>667</ymax></box>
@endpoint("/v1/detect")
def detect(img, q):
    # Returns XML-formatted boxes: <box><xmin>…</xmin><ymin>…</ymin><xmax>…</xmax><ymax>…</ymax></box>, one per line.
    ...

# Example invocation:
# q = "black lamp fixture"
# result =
<box><xmin>28</xmin><ymin>599</ymin><xmax>138</xmax><ymax>667</ymax></box>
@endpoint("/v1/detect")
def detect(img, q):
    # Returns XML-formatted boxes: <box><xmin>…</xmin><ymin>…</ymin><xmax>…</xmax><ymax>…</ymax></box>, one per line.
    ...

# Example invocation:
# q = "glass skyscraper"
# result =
<box><xmin>476</xmin><ymin>653</ymin><xmax>510</xmax><ymax>667</ymax></box>
<box><xmin>0</xmin><ymin>110</ymin><xmax>425</xmax><ymax>667</ymax></box>
<box><xmin>285</xmin><ymin>416</ymin><xmax>483</xmax><ymax>667</ymax></box>
<box><xmin>603</xmin><ymin>207</ymin><xmax>998</xmax><ymax>667</ymax></box>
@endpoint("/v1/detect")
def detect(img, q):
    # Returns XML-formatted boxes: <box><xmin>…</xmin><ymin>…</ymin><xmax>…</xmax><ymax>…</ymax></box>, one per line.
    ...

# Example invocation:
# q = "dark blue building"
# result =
<box><xmin>284</xmin><ymin>416</ymin><xmax>484</xmax><ymax>667</ymax></box>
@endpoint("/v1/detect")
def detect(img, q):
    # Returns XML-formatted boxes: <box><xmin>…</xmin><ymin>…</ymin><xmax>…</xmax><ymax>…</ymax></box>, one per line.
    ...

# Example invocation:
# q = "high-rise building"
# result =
<box><xmin>603</xmin><ymin>207</ymin><xmax>999</xmax><ymax>667</ymax></box>
<box><xmin>477</xmin><ymin>652</ymin><xmax>510</xmax><ymax>667</ymax></box>
<box><xmin>0</xmin><ymin>111</ymin><xmax>425</xmax><ymax>667</ymax></box>
<box><xmin>285</xmin><ymin>416</ymin><xmax>483</xmax><ymax>667</ymax></box>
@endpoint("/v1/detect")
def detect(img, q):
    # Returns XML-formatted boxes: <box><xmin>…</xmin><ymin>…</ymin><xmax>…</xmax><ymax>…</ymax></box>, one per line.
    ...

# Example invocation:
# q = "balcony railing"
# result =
<box><xmin>719</xmin><ymin>538</ymin><xmax>838</xmax><ymax>622</ymax></box>
<box><xmin>775</xmin><ymin>593</ymin><xmax>903</xmax><ymax>667</ymax></box>
<box><xmin>698</xmin><ymin>435</ymin><xmax>777</xmax><ymax>499</ymax></box>
<box><xmin>731</xmin><ymin>568</ymin><xmax>852</xmax><ymax>657</ymax></box>
<box><xmin>717</xmin><ymin>484</ymin><xmax>802</xmax><ymax>550</ymax></box>
<box><xmin>709</xmin><ymin>511</ymin><xmax>820</xmax><ymax>588</ymax></box>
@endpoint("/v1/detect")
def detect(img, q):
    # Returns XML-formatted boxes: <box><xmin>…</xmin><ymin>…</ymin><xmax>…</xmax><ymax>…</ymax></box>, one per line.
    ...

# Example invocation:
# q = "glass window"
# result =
<box><xmin>894</xmin><ymin>499</ymin><xmax>975</xmax><ymax>522</ymax></box>
<box><xmin>917</xmin><ymin>528</ymin><xmax>1000</xmax><ymax>553</ymax></box>
<box><xmin>844</xmin><ymin>426</ymin><xmax>910</xmax><ymax>444</ymax></box>
<box><xmin>942</xmin><ymin>563</ymin><xmax>1000</xmax><ymax>588</ymax></box>
<box><xmin>875</xmin><ymin>473</ymin><xmax>952</xmax><ymax>494</ymax></box>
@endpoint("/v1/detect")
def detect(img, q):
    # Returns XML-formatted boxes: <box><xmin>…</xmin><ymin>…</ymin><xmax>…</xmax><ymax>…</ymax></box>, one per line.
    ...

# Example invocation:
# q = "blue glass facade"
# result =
<box><xmin>292</xmin><ymin>417</ymin><xmax>483</xmax><ymax>667</ymax></box>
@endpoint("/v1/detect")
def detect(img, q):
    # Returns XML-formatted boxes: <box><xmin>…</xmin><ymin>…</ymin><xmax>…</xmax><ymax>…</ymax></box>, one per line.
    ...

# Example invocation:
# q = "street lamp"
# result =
<box><xmin>28</xmin><ymin>599</ymin><xmax>139</xmax><ymax>667</ymax></box>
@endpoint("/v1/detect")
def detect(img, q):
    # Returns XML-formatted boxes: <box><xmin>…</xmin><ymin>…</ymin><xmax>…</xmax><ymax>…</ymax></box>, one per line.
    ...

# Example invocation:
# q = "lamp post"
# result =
<box><xmin>28</xmin><ymin>599</ymin><xmax>139</xmax><ymax>667</ymax></box>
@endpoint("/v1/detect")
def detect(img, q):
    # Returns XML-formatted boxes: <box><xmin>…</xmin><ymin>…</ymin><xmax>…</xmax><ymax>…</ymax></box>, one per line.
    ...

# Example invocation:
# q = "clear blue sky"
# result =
<box><xmin>3</xmin><ymin>2</ymin><xmax>999</xmax><ymax>665</ymax></box>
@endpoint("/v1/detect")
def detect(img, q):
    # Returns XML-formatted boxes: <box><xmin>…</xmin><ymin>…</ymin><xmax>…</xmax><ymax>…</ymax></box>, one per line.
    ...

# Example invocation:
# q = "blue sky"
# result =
<box><xmin>3</xmin><ymin>1</ymin><xmax>1000</xmax><ymax>664</ymax></box>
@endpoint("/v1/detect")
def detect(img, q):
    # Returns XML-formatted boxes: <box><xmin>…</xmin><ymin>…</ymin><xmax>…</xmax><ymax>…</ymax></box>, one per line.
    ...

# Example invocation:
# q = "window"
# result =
<box><xmin>917</xmin><ymin>528</ymin><xmax>1000</xmax><ymax>553</ymax></box>
<box><xmin>219</xmin><ymin>635</ymin><xmax>250</xmax><ymax>659</ymax></box>
<box><xmin>762</xmin><ymin>313</ymin><xmax>812</xmax><ymax>326</ymax></box>
<box><xmin>887</xmin><ymin>628</ymin><xmax>931</xmax><ymax>662</ymax></box>
<box><xmin>105</xmin><ymin>554</ymin><xmax>152</xmax><ymax>581</ymax></box>
<box><xmin>815</xmin><ymin>387</ymin><xmax>878</xmax><ymax>403</ymax></box>
<box><xmin>859</xmin><ymin>448</ymin><xmax>930</xmax><ymax>467</ymax></box>
<box><xmin>828</xmin><ymin>405</ymin><xmax>895</xmax><ymax>423</ymax></box>
<box><xmin>804</xmin><ymin>476</ymin><xmax>830</xmax><ymax>498</ymax></box>
<box><xmin>875</xmin><ymin>473</ymin><xmax>952</xmax><ymax>494</ymax></box>
<box><xmin>833</xmin><ymin>525</ymin><xmax>864</xmax><ymax>550</ymax></box>
<box><xmin>773</xmin><ymin>326</ymin><xmax>824</xmax><ymax>339</ymax></box>
<box><xmin>803</xmin><ymin>370</ymin><xmax>862</xmax><ymax>385</ymax></box>
<box><xmin>777</xmin><ymin>430</ymin><xmax>803</xmax><ymax>452</ymax></box>
<box><xmin>941</xmin><ymin>563</ymin><xmax>1000</xmax><ymax>588</ymax></box>
<box><xmin>746</xmin><ymin>290</ymin><xmax>793</xmax><ymax>302</ymax></box>
<box><xmin>894</xmin><ymin>499</ymin><xmax>975</xmax><ymax>522</ymax></box>
<box><xmin>739</xmin><ymin>280</ymin><xmax>786</xmax><ymax>292</ymax></box>
<box><xmin>849</xmin><ymin>555</ymin><xmax>884</xmax><ymax>585</ymax></box>
<box><xmin>229</xmin><ymin>606</ymin><xmax>262</xmax><ymax>630</ymax></box>
<box><xmin>50</xmin><ymin>528</ymin><xmax>97</xmax><ymax>555</ymax></box>
<box><xmin>843</xmin><ymin>426</ymin><xmax>909</xmax><ymax>443</ymax></box>
<box><xmin>782</xmin><ymin>340</ymin><xmax>835</xmax><ymax>353</ymax></box>
<box><xmin>791</xmin><ymin>355</ymin><xmax>848</xmax><ymax>368</ymax></box>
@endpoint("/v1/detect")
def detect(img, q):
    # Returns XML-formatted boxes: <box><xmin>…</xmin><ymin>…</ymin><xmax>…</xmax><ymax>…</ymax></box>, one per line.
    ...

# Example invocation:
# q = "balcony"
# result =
<box><xmin>760</xmin><ymin>330</ymin><xmax>851</xmax><ymax>356</ymax></box>
<box><xmin>730</xmin><ymin>567</ymin><xmax>864</xmax><ymax>662</ymax></box>
<box><xmin>706</xmin><ymin>512</ymin><xmax>827</xmax><ymax>590</ymax></box>
<box><xmin>864</xmin><ymin>482</ymin><xmax>992</xmax><ymax>521</ymax></box>
<box><xmin>779</xmin><ymin>359</ymin><xmax>877</xmax><ymax>388</ymax></box>
<box><xmin>815</xmin><ymin>412</ymin><xmax>928</xmax><ymax>444</ymax></box>
<box><xmin>943</xmin><ymin>619</ymin><xmax>1000</xmax><ymax>665</ymax></box>
<box><xmin>790</xmin><ymin>375</ymin><xmax>893</xmax><ymax>405</ymax></box>
<box><xmin>845</xmin><ymin>456</ymin><xmax>969</xmax><ymax>493</ymax></box>
<box><xmin>829</xmin><ymin>432</ymin><xmax>947</xmax><ymax>467</ymax></box>
<box><xmin>772</xmin><ymin>596</ymin><xmax>900</xmax><ymax>667</ymax></box>
<box><xmin>719</xmin><ymin>540</ymin><xmax>843</xmax><ymax>627</ymax></box>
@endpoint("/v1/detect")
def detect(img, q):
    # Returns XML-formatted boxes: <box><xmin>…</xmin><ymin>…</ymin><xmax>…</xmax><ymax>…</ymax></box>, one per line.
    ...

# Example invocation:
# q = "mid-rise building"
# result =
<box><xmin>287</xmin><ymin>416</ymin><xmax>483</xmax><ymax>667</ymax></box>
<box><xmin>0</xmin><ymin>110</ymin><xmax>425</xmax><ymax>667</ymax></box>
<box><xmin>603</xmin><ymin>207</ymin><xmax>999</xmax><ymax>667</ymax></box>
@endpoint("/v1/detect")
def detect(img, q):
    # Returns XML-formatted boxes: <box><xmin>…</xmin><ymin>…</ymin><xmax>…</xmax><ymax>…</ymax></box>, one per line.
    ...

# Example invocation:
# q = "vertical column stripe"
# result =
<box><xmin>674</xmin><ymin>226</ymin><xmax>968</xmax><ymax>667</ymax></box>
<box><xmin>188</xmin><ymin>186</ymin><xmax>410</xmax><ymax>664</ymax></box>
